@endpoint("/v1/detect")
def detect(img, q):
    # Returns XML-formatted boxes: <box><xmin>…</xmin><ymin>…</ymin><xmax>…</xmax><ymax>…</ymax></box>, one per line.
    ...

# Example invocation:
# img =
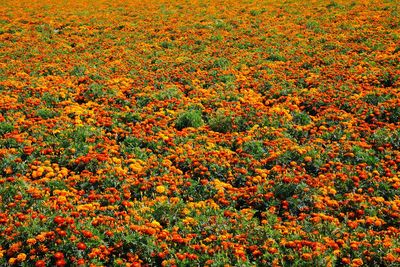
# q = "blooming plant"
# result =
<box><xmin>0</xmin><ymin>0</ymin><xmax>399</xmax><ymax>266</ymax></box>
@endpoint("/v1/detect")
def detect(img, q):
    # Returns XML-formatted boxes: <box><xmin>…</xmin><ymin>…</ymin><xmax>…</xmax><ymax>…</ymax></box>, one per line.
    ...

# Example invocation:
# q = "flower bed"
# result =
<box><xmin>0</xmin><ymin>0</ymin><xmax>399</xmax><ymax>266</ymax></box>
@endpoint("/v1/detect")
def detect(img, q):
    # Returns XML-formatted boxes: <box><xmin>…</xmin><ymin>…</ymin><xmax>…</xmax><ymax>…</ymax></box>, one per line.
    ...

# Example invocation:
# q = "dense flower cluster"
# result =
<box><xmin>0</xmin><ymin>0</ymin><xmax>399</xmax><ymax>266</ymax></box>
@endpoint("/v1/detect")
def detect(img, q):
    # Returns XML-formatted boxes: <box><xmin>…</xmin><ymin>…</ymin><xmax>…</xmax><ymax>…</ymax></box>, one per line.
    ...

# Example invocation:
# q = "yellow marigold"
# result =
<box><xmin>155</xmin><ymin>185</ymin><xmax>166</xmax><ymax>194</ymax></box>
<box><xmin>182</xmin><ymin>217</ymin><xmax>197</xmax><ymax>226</ymax></box>
<box><xmin>129</xmin><ymin>163</ymin><xmax>143</xmax><ymax>173</ymax></box>
<box><xmin>151</xmin><ymin>220</ymin><xmax>161</xmax><ymax>228</ymax></box>
<box><xmin>304</xmin><ymin>156</ymin><xmax>312</xmax><ymax>162</ymax></box>
<box><xmin>181</xmin><ymin>208</ymin><xmax>190</xmax><ymax>216</ymax></box>
<box><xmin>57</xmin><ymin>196</ymin><xmax>67</xmax><ymax>203</ymax></box>
<box><xmin>8</xmin><ymin>258</ymin><xmax>16</xmax><ymax>265</ymax></box>
<box><xmin>16</xmin><ymin>253</ymin><xmax>26</xmax><ymax>262</ymax></box>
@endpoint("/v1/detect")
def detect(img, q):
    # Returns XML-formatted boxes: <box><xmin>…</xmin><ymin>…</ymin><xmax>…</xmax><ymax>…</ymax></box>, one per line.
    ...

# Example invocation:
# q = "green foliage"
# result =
<box><xmin>154</xmin><ymin>87</ymin><xmax>183</xmax><ymax>100</ymax></box>
<box><xmin>218</xmin><ymin>74</ymin><xmax>236</xmax><ymax>84</ymax></box>
<box><xmin>1</xmin><ymin>1</ymin><xmax>400</xmax><ymax>266</ymax></box>
<box><xmin>306</xmin><ymin>20</ymin><xmax>323</xmax><ymax>33</ymax></box>
<box><xmin>341</xmin><ymin>146</ymin><xmax>380</xmax><ymax>167</ymax></box>
<box><xmin>266</xmin><ymin>53</ymin><xmax>286</xmax><ymax>62</ymax></box>
<box><xmin>0</xmin><ymin>121</ymin><xmax>14</xmax><ymax>135</ymax></box>
<box><xmin>379</xmin><ymin>72</ymin><xmax>398</xmax><ymax>88</ymax></box>
<box><xmin>275</xmin><ymin>150</ymin><xmax>302</xmax><ymax>166</ymax></box>
<box><xmin>0</xmin><ymin>154</ymin><xmax>27</xmax><ymax>176</ymax></box>
<box><xmin>370</xmin><ymin>127</ymin><xmax>400</xmax><ymax>149</ymax></box>
<box><xmin>160</xmin><ymin>41</ymin><xmax>174</xmax><ymax>49</ymax></box>
<box><xmin>363</xmin><ymin>93</ymin><xmax>393</xmax><ymax>105</ymax></box>
<box><xmin>320</xmin><ymin>127</ymin><xmax>345</xmax><ymax>141</ymax></box>
<box><xmin>45</xmin><ymin>179</ymin><xmax>69</xmax><ymax>191</ymax></box>
<box><xmin>212</xmin><ymin>57</ymin><xmax>230</xmax><ymax>70</ymax></box>
<box><xmin>175</xmin><ymin>109</ymin><xmax>204</xmax><ymax>130</ymax></box>
<box><xmin>242</xmin><ymin>140</ymin><xmax>268</xmax><ymax>160</ymax></box>
<box><xmin>42</xmin><ymin>92</ymin><xmax>62</xmax><ymax>107</ymax></box>
<box><xmin>83</xmin><ymin>83</ymin><xmax>116</xmax><ymax>100</ymax></box>
<box><xmin>249</xmin><ymin>8</ymin><xmax>267</xmax><ymax>16</ymax></box>
<box><xmin>136</xmin><ymin>96</ymin><xmax>153</xmax><ymax>107</ymax></box>
<box><xmin>258</xmin><ymin>81</ymin><xmax>273</xmax><ymax>96</ymax></box>
<box><xmin>36</xmin><ymin>108</ymin><xmax>59</xmax><ymax>119</ymax></box>
<box><xmin>209</xmin><ymin>110</ymin><xmax>233</xmax><ymax>133</ymax></box>
<box><xmin>292</xmin><ymin>111</ymin><xmax>311</xmax><ymax>125</ymax></box>
<box><xmin>70</xmin><ymin>65</ymin><xmax>87</xmax><ymax>77</ymax></box>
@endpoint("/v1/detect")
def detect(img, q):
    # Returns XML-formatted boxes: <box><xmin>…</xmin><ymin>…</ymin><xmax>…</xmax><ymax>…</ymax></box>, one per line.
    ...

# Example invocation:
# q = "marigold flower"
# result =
<box><xmin>8</xmin><ymin>258</ymin><xmax>17</xmax><ymax>265</ymax></box>
<box><xmin>155</xmin><ymin>185</ymin><xmax>166</xmax><ymax>194</ymax></box>
<box><xmin>77</xmin><ymin>242</ymin><xmax>87</xmax><ymax>250</ymax></box>
<box><xmin>26</xmin><ymin>238</ymin><xmax>37</xmax><ymax>245</ymax></box>
<box><xmin>151</xmin><ymin>220</ymin><xmax>161</xmax><ymax>228</ymax></box>
<box><xmin>56</xmin><ymin>259</ymin><xmax>67</xmax><ymax>267</ymax></box>
<box><xmin>304</xmin><ymin>156</ymin><xmax>312</xmax><ymax>162</ymax></box>
<box><xmin>351</xmin><ymin>258</ymin><xmax>363</xmax><ymax>267</ymax></box>
<box><xmin>16</xmin><ymin>253</ymin><xmax>27</xmax><ymax>262</ymax></box>
<box><xmin>301</xmin><ymin>253</ymin><xmax>312</xmax><ymax>261</ymax></box>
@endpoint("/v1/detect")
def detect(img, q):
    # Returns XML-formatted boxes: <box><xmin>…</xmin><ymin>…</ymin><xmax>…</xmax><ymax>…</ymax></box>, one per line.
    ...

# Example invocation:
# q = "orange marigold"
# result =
<box><xmin>351</xmin><ymin>258</ymin><xmax>363</xmax><ymax>267</ymax></box>
<box><xmin>16</xmin><ymin>253</ymin><xmax>27</xmax><ymax>262</ymax></box>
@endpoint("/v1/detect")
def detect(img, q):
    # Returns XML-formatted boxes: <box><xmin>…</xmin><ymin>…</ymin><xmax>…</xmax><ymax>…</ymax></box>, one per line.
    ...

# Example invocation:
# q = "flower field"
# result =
<box><xmin>0</xmin><ymin>0</ymin><xmax>399</xmax><ymax>266</ymax></box>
